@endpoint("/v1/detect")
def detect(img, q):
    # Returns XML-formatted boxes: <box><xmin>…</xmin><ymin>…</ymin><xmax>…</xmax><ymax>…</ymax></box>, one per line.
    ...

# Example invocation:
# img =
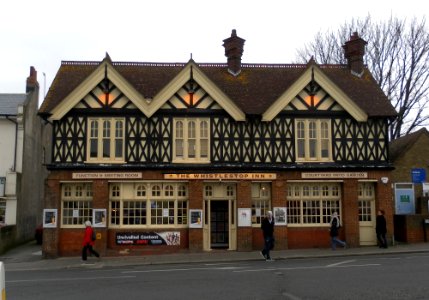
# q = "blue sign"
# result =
<box><xmin>411</xmin><ymin>168</ymin><xmax>426</xmax><ymax>183</ymax></box>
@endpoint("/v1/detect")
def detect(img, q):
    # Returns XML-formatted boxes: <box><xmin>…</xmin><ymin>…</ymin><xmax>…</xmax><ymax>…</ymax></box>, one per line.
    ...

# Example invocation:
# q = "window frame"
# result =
<box><xmin>109</xmin><ymin>182</ymin><xmax>189</xmax><ymax>228</ymax></box>
<box><xmin>86</xmin><ymin>117</ymin><xmax>125</xmax><ymax>163</ymax></box>
<box><xmin>251</xmin><ymin>183</ymin><xmax>271</xmax><ymax>226</ymax></box>
<box><xmin>287</xmin><ymin>183</ymin><xmax>341</xmax><ymax>227</ymax></box>
<box><xmin>295</xmin><ymin>119</ymin><xmax>332</xmax><ymax>162</ymax></box>
<box><xmin>61</xmin><ymin>183</ymin><xmax>93</xmax><ymax>228</ymax></box>
<box><xmin>173</xmin><ymin>118</ymin><xmax>210</xmax><ymax>163</ymax></box>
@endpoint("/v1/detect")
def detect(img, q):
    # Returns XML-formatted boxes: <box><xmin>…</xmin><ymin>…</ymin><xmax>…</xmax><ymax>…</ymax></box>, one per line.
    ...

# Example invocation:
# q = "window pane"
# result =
<box><xmin>115</xmin><ymin>121</ymin><xmax>123</xmax><ymax>158</ymax></box>
<box><xmin>103</xmin><ymin>121</ymin><xmax>111</xmax><ymax>158</ymax></box>
<box><xmin>188</xmin><ymin>139</ymin><xmax>196</xmax><ymax>158</ymax></box>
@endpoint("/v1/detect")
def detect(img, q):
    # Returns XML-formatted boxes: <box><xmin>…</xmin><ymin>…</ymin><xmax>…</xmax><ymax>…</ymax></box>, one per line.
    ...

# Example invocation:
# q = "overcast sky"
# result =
<box><xmin>0</xmin><ymin>0</ymin><xmax>426</xmax><ymax>103</ymax></box>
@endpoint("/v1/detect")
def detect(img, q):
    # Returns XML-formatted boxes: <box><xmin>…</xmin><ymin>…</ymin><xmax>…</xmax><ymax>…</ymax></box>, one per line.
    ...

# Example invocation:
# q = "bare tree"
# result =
<box><xmin>296</xmin><ymin>16</ymin><xmax>429</xmax><ymax>139</ymax></box>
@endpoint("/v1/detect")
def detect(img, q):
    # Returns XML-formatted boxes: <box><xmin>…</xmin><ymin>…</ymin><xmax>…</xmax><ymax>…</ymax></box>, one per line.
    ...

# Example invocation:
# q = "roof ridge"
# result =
<box><xmin>60</xmin><ymin>60</ymin><xmax>351</xmax><ymax>69</ymax></box>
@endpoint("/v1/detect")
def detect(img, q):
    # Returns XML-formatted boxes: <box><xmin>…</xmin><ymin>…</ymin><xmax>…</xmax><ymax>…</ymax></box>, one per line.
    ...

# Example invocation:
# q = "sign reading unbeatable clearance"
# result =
<box><xmin>164</xmin><ymin>173</ymin><xmax>277</xmax><ymax>180</ymax></box>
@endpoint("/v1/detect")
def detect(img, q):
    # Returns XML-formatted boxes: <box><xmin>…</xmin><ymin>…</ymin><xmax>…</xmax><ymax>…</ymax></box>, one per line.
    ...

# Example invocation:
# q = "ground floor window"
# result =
<box><xmin>0</xmin><ymin>200</ymin><xmax>6</xmax><ymax>225</ymax></box>
<box><xmin>287</xmin><ymin>183</ymin><xmax>341</xmax><ymax>226</ymax></box>
<box><xmin>61</xmin><ymin>183</ymin><xmax>93</xmax><ymax>227</ymax></box>
<box><xmin>109</xmin><ymin>182</ymin><xmax>188</xmax><ymax>227</ymax></box>
<box><xmin>251</xmin><ymin>183</ymin><xmax>271</xmax><ymax>225</ymax></box>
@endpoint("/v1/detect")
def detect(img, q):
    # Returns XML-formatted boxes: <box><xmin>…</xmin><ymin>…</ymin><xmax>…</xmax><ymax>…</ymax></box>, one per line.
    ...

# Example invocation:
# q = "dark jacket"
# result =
<box><xmin>330</xmin><ymin>217</ymin><xmax>340</xmax><ymax>237</ymax></box>
<box><xmin>376</xmin><ymin>215</ymin><xmax>387</xmax><ymax>234</ymax></box>
<box><xmin>261</xmin><ymin>217</ymin><xmax>275</xmax><ymax>239</ymax></box>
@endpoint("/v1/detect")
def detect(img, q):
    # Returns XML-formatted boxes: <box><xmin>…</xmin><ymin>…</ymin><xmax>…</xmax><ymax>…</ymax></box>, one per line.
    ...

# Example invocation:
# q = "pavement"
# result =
<box><xmin>1</xmin><ymin>241</ymin><xmax>429</xmax><ymax>271</ymax></box>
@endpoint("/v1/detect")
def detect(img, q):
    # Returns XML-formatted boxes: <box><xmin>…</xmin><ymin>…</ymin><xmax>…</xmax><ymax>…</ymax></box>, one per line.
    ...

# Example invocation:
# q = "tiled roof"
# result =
<box><xmin>389</xmin><ymin>128</ymin><xmax>429</xmax><ymax>162</ymax></box>
<box><xmin>39</xmin><ymin>60</ymin><xmax>397</xmax><ymax>117</ymax></box>
<box><xmin>0</xmin><ymin>93</ymin><xmax>27</xmax><ymax>115</ymax></box>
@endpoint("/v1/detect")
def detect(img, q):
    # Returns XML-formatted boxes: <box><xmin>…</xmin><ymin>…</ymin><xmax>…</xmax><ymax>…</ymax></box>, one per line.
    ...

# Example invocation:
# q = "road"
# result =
<box><xmin>5</xmin><ymin>253</ymin><xmax>429</xmax><ymax>300</ymax></box>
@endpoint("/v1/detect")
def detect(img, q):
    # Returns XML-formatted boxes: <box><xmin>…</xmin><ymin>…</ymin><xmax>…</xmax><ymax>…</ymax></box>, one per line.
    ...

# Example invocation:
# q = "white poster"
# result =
<box><xmin>238</xmin><ymin>208</ymin><xmax>251</xmax><ymax>227</ymax></box>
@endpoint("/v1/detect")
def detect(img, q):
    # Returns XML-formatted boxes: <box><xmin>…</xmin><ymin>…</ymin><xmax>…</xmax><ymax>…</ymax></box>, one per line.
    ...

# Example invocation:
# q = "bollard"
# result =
<box><xmin>0</xmin><ymin>261</ymin><xmax>5</xmax><ymax>300</ymax></box>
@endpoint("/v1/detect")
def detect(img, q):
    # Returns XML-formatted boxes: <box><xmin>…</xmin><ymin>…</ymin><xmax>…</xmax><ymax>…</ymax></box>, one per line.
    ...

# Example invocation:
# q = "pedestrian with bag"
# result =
<box><xmin>330</xmin><ymin>211</ymin><xmax>347</xmax><ymax>250</ymax></box>
<box><xmin>82</xmin><ymin>220</ymin><xmax>100</xmax><ymax>262</ymax></box>
<box><xmin>260</xmin><ymin>211</ymin><xmax>275</xmax><ymax>261</ymax></box>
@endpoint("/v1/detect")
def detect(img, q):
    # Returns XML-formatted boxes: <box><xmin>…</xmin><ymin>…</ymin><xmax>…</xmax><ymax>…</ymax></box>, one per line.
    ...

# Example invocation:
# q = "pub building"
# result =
<box><xmin>38</xmin><ymin>30</ymin><xmax>396</xmax><ymax>257</ymax></box>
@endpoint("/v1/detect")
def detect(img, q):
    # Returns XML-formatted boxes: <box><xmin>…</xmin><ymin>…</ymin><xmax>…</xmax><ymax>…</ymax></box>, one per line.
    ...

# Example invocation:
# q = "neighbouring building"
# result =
<box><xmin>390</xmin><ymin>128</ymin><xmax>429</xmax><ymax>243</ymax></box>
<box><xmin>0</xmin><ymin>67</ymin><xmax>47</xmax><ymax>253</ymax></box>
<box><xmin>38</xmin><ymin>30</ymin><xmax>397</xmax><ymax>258</ymax></box>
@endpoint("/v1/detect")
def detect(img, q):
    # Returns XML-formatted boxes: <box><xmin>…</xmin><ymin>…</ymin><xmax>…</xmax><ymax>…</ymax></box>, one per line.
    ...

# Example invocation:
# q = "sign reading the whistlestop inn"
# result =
<box><xmin>164</xmin><ymin>173</ymin><xmax>277</xmax><ymax>180</ymax></box>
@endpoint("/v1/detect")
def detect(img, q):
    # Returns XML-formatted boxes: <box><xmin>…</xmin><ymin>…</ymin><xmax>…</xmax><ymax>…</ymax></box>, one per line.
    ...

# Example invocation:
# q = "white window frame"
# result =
<box><xmin>109</xmin><ymin>182</ymin><xmax>189</xmax><ymax>228</ymax></box>
<box><xmin>295</xmin><ymin>119</ymin><xmax>332</xmax><ymax>162</ymax></box>
<box><xmin>87</xmin><ymin>117</ymin><xmax>125</xmax><ymax>163</ymax></box>
<box><xmin>287</xmin><ymin>183</ymin><xmax>341</xmax><ymax>227</ymax></box>
<box><xmin>61</xmin><ymin>183</ymin><xmax>93</xmax><ymax>228</ymax></box>
<box><xmin>251</xmin><ymin>183</ymin><xmax>271</xmax><ymax>226</ymax></box>
<box><xmin>173</xmin><ymin>118</ymin><xmax>210</xmax><ymax>163</ymax></box>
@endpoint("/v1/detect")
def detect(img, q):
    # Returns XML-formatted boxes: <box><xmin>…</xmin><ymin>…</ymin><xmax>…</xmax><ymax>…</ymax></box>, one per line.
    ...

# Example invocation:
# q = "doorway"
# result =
<box><xmin>358</xmin><ymin>183</ymin><xmax>377</xmax><ymax>245</ymax></box>
<box><xmin>210</xmin><ymin>200</ymin><xmax>229</xmax><ymax>248</ymax></box>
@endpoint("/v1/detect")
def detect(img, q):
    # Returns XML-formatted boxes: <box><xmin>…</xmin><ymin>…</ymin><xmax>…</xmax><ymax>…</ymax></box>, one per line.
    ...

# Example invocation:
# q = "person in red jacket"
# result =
<box><xmin>82</xmin><ymin>220</ymin><xmax>100</xmax><ymax>262</ymax></box>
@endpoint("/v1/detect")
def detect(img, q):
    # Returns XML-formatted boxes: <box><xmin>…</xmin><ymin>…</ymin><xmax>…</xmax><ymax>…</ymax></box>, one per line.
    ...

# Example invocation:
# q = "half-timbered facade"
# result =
<box><xmin>39</xmin><ymin>30</ymin><xmax>396</xmax><ymax>257</ymax></box>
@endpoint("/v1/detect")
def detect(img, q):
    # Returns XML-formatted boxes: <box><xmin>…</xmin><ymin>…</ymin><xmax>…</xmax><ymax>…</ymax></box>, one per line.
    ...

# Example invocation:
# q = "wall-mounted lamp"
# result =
<box><xmin>380</xmin><ymin>177</ymin><xmax>389</xmax><ymax>184</ymax></box>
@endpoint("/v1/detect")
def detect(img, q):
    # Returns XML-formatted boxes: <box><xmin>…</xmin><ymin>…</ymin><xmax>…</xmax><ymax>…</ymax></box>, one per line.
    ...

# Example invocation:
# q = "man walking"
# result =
<box><xmin>261</xmin><ymin>211</ymin><xmax>275</xmax><ymax>261</ymax></box>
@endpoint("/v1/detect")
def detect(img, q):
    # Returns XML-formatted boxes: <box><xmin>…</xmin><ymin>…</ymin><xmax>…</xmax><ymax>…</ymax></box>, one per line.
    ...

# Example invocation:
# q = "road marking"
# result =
<box><xmin>282</xmin><ymin>291</ymin><xmax>302</xmax><ymax>300</ymax></box>
<box><xmin>233</xmin><ymin>264</ymin><xmax>380</xmax><ymax>273</ymax></box>
<box><xmin>122</xmin><ymin>266</ymin><xmax>246</xmax><ymax>274</ymax></box>
<box><xmin>6</xmin><ymin>275</ymin><xmax>135</xmax><ymax>283</ymax></box>
<box><xmin>326</xmin><ymin>260</ymin><xmax>355</xmax><ymax>267</ymax></box>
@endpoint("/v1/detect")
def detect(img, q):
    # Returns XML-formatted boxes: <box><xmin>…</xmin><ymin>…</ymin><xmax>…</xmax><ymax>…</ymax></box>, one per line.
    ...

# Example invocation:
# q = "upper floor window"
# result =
<box><xmin>87</xmin><ymin>118</ymin><xmax>124</xmax><ymax>162</ymax></box>
<box><xmin>295</xmin><ymin>119</ymin><xmax>332</xmax><ymax>162</ymax></box>
<box><xmin>173</xmin><ymin>118</ymin><xmax>210</xmax><ymax>163</ymax></box>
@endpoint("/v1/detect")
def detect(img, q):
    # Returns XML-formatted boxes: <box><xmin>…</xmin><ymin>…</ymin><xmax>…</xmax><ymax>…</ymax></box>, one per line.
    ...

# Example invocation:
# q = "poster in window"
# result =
<box><xmin>238</xmin><ymin>208</ymin><xmax>251</xmax><ymax>227</ymax></box>
<box><xmin>274</xmin><ymin>207</ymin><xmax>287</xmax><ymax>225</ymax></box>
<box><xmin>93</xmin><ymin>209</ymin><xmax>107</xmax><ymax>228</ymax></box>
<box><xmin>43</xmin><ymin>209</ymin><xmax>57</xmax><ymax>228</ymax></box>
<box><xmin>189</xmin><ymin>209</ymin><xmax>203</xmax><ymax>228</ymax></box>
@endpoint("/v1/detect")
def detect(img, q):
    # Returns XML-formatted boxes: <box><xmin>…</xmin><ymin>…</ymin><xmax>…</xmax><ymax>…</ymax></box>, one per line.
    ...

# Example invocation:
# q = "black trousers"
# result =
<box><xmin>262</xmin><ymin>236</ymin><xmax>274</xmax><ymax>259</ymax></box>
<box><xmin>82</xmin><ymin>244</ymin><xmax>100</xmax><ymax>260</ymax></box>
<box><xmin>377</xmin><ymin>232</ymin><xmax>387</xmax><ymax>248</ymax></box>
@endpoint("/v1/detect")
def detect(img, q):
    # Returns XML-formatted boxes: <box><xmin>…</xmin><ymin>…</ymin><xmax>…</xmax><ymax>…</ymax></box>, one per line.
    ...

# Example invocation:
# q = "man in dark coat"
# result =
<box><xmin>261</xmin><ymin>211</ymin><xmax>275</xmax><ymax>261</ymax></box>
<box><xmin>376</xmin><ymin>209</ymin><xmax>388</xmax><ymax>248</ymax></box>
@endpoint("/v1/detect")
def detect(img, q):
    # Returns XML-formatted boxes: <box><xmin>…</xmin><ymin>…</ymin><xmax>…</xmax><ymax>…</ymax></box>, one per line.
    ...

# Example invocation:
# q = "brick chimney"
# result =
<box><xmin>26</xmin><ymin>66</ymin><xmax>38</xmax><ymax>93</ymax></box>
<box><xmin>223</xmin><ymin>29</ymin><xmax>245</xmax><ymax>76</ymax></box>
<box><xmin>342</xmin><ymin>32</ymin><xmax>367</xmax><ymax>76</ymax></box>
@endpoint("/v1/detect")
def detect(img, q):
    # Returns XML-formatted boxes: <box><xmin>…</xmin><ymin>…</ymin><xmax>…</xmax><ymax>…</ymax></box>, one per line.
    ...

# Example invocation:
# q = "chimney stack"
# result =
<box><xmin>26</xmin><ymin>66</ymin><xmax>38</xmax><ymax>93</ymax></box>
<box><xmin>223</xmin><ymin>29</ymin><xmax>245</xmax><ymax>76</ymax></box>
<box><xmin>342</xmin><ymin>32</ymin><xmax>367</xmax><ymax>76</ymax></box>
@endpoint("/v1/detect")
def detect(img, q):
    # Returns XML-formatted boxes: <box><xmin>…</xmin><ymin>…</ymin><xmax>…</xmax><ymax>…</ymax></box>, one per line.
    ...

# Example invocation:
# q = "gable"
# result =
<box><xmin>262</xmin><ymin>66</ymin><xmax>368</xmax><ymax>121</ymax></box>
<box><xmin>48</xmin><ymin>60</ymin><xmax>245</xmax><ymax>121</ymax></box>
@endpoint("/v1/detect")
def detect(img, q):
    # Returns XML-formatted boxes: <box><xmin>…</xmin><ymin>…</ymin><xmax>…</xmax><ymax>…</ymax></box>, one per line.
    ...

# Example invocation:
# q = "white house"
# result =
<box><xmin>0</xmin><ymin>67</ymin><xmax>48</xmax><ymax>253</ymax></box>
